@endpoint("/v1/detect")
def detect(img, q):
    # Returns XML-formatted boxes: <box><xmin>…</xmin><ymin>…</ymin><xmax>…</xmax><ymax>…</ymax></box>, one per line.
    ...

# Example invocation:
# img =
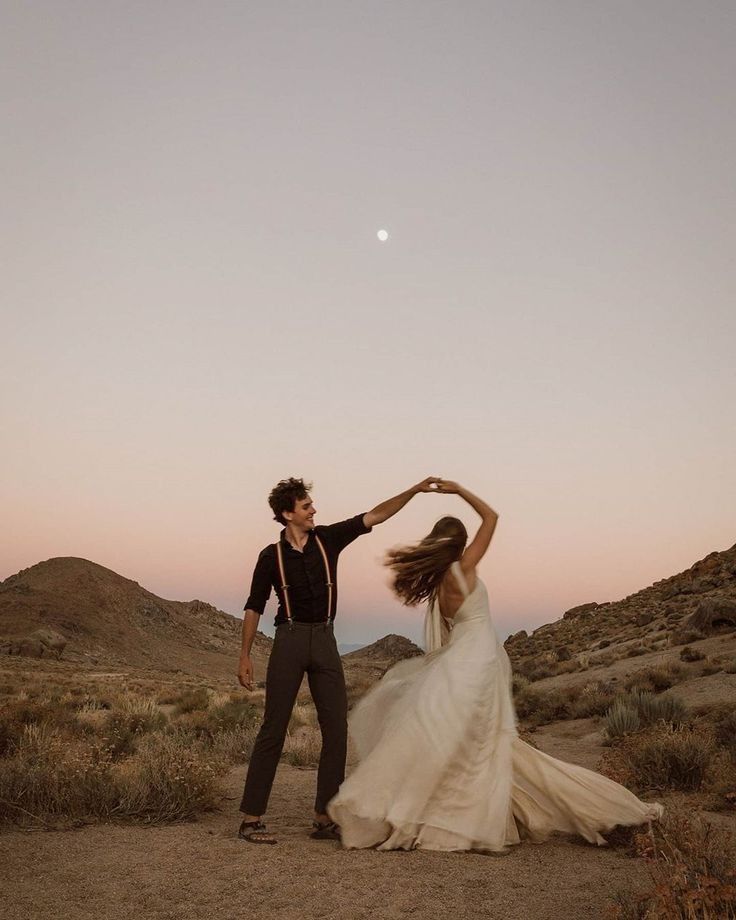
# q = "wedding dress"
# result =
<box><xmin>328</xmin><ymin>562</ymin><xmax>662</xmax><ymax>851</ymax></box>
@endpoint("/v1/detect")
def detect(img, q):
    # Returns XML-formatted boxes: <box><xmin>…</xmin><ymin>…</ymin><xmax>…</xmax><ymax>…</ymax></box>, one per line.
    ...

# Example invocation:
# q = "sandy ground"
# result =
<box><xmin>1</xmin><ymin>743</ymin><xmax>657</xmax><ymax>920</ymax></box>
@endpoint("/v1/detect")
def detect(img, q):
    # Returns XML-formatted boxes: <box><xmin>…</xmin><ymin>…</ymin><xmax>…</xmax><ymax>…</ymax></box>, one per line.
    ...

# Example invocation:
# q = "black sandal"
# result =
<box><xmin>310</xmin><ymin>820</ymin><xmax>341</xmax><ymax>841</ymax></box>
<box><xmin>238</xmin><ymin>819</ymin><xmax>277</xmax><ymax>845</ymax></box>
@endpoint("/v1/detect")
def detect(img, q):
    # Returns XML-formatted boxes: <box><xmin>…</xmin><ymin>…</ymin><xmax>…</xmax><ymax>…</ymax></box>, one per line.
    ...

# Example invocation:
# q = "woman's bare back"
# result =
<box><xmin>437</xmin><ymin>564</ymin><xmax>477</xmax><ymax>620</ymax></box>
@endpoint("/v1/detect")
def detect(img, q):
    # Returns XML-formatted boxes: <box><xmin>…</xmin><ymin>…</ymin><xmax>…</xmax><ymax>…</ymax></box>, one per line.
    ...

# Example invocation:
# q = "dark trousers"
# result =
<box><xmin>240</xmin><ymin>621</ymin><xmax>348</xmax><ymax>817</ymax></box>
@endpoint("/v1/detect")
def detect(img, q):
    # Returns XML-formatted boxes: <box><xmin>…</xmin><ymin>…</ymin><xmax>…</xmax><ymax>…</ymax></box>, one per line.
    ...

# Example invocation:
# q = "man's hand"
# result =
<box><xmin>238</xmin><ymin>654</ymin><xmax>254</xmax><ymax>690</ymax></box>
<box><xmin>435</xmin><ymin>479</ymin><xmax>461</xmax><ymax>494</ymax></box>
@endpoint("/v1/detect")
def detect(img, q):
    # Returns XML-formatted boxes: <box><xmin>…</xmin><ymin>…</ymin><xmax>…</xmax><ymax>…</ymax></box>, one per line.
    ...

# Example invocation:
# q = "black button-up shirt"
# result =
<box><xmin>244</xmin><ymin>513</ymin><xmax>372</xmax><ymax>626</ymax></box>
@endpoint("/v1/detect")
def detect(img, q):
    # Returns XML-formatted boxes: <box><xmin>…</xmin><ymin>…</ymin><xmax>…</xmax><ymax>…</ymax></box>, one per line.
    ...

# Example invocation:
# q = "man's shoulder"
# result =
<box><xmin>256</xmin><ymin>543</ymin><xmax>278</xmax><ymax>561</ymax></box>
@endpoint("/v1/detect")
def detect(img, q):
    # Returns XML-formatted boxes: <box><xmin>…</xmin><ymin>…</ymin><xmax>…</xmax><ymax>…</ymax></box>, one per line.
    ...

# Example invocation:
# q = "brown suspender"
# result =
<box><xmin>274</xmin><ymin>534</ymin><xmax>334</xmax><ymax>627</ymax></box>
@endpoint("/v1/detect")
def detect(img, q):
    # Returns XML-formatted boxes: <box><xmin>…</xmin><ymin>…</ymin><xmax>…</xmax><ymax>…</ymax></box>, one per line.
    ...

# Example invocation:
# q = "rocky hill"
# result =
<box><xmin>343</xmin><ymin>633</ymin><xmax>422</xmax><ymax>664</ymax></box>
<box><xmin>0</xmin><ymin>557</ymin><xmax>423</xmax><ymax>685</ymax></box>
<box><xmin>505</xmin><ymin>543</ymin><xmax>736</xmax><ymax>680</ymax></box>
<box><xmin>0</xmin><ymin>557</ymin><xmax>272</xmax><ymax>681</ymax></box>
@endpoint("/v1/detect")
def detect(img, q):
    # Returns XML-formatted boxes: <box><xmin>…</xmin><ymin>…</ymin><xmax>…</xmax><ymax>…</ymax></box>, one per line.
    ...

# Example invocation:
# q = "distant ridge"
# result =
<box><xmin>343</xmin><ymin>633</ymin><xmax>422</xmax><ymax>663</ymax></box>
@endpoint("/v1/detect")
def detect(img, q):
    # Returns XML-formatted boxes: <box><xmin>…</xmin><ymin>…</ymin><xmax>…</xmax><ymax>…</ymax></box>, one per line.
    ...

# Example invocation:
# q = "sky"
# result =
<box><xmin>2</xmin><ymin>1</ymin><xmax>735</xmax><ymax>647</ymax></box>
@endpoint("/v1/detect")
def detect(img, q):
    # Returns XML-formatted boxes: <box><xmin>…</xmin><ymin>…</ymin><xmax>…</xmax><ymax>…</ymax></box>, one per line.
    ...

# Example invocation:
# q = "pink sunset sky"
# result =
<box><xmin>3</xmin><ymin>3</ymin><xmax>735</xmax><ymax>646</ymax></box>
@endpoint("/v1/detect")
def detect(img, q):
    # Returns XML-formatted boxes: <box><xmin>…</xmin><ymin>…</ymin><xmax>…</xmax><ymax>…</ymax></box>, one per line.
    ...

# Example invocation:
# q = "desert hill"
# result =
<box><xmin>0</xmin><ymin>557</ymin><xmax>272</xmax><ymax>681</ymax></box>
<box><xmin>343</xmin><ymin>633</ymin><xmax>422</xmax><ymax>663</ymax></box>
<box><xmin>0</xmin><ymin>557</ymin><xmax>423</xmax><ymax>685</ymax></box>
<box><xmin>505</xmin><ymin>542</ymin><xmax>736</xmax><ymax>680</ymax></box>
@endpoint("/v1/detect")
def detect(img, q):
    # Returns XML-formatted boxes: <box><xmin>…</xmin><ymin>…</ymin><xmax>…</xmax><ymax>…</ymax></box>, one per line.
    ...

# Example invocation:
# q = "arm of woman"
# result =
<box><xmin>436</xmin><ymin>481</ymin><xmax>498</xmax><ymax>572</ymax></box>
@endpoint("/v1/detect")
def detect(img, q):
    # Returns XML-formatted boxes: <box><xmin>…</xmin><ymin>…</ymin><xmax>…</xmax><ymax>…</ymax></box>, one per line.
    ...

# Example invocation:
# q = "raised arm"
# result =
<box><xmin>363</xmin><ymin>477</ymin><xmax>441</xmax><ymax>528</ymax></box>
<box><xmin>436</xmin><ymin>481</ymin><xmax>498</xmax><ymax>572</ymax></box>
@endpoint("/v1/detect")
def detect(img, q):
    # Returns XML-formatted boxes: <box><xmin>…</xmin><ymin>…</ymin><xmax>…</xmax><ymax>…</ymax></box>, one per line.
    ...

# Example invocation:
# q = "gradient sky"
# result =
<box><xmin>3</xmin><ymin>2</ymin><xmax>735</xmax><ymax>646</ymax></box>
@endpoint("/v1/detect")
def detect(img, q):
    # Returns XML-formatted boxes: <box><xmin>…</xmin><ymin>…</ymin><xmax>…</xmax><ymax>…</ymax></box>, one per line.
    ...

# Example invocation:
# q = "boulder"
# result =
<box><xmin>685</xmin><ymin>597</ymin><xmax>736</xmax><ymax>635</ymax></box>
<box><xmin>32</xmin><ymin>628</ymin><xmax>67</xmax><ymax>659</ymax></box>
<box><xmin>563</xmin><ymin>602</ymin><xmax>599</xmax><ymax>620</ymax></box>
<box><xmin>2</xmin><ymin>629</ymin><xmax>67</xmax><ymax>659</ymax></box>
<box><xmin>507</xmin><ymin>629</ymin><xmax>528</xmax><ymax>643</ymax></box>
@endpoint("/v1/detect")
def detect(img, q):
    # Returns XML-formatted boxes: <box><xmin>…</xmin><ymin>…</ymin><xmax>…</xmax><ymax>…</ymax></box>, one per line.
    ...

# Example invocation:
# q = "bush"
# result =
<box><xmin>609</xmin><ymin>811</ymin><xmax>736</xmax><ymax>919</ymax></box>
<box><xmin>0</xmin><ymin>724</ymin><xmax>116</xmax><ymax>824</ymax></box>
<box><xmin>566</xmin><ymin>682</ymin><xmax>616</xmax><ymax>719</ymax></box>
<box><xmin>172</xmin><ymin>687</ymin><xmax>210</xmax><ymax>715</ymax></box>
<box><xmin>623</xmin><ymin>689</ymin><xmax>686</xmax><ymax>728</ymax></box>
<box><xmin>621</xmin><ymin>725</ymin><xmax>714</xmax><ymax>792</ymax></box>
<box><xmin>605</xmin><ymin>701</ymin><xmax>641</xmax><ymax>739</ymax></box>
<box><xmin>623</xmin><ymin>662</ymin><xmax>685</xmax><ymax>694</ymax></box>
<box><xmin>680</xmin><ymin>645</ymin><xmax>706</xmax><ymax>662</ymax></box>
<box><xmin>700</xmin><ymin>705</ymin><xmax>736</xmax><ymax>761</ymax></box>
<box><xmin>114</xmin><ymin>732</ymin><xmax>224</xmax><ymax>822</ymax></box>
<box><xmin>0</xmin><ymin>697</ymin><xmax>90</xmax><ymax>757</ymax></box>
<box><xmin>102</xmin><ymin>695</ymin><xmax>168</xmax><ymax>758</ymax></box>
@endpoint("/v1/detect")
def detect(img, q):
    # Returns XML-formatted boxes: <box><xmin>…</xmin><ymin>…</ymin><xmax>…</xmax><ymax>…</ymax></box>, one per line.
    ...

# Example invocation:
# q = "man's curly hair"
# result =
<box><xmin>268</xmin><ymin>477</ymin><xmax>313</xmax><ymax>526</ymax></box>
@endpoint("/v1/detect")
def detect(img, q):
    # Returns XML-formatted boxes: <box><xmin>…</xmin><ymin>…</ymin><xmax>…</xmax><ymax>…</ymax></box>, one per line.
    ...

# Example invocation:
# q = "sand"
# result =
<box><xmin>1</xmin><ymin>755</ymin><xmax>653</xmax><ymax>920</ymax></box>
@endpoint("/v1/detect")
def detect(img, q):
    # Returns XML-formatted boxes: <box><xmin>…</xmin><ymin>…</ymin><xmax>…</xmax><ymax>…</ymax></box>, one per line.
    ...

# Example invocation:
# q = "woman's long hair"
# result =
<box><xmin>386</xmin><ymin>516</ymin><xmax>468</xmax><ymax>607</ymax></box>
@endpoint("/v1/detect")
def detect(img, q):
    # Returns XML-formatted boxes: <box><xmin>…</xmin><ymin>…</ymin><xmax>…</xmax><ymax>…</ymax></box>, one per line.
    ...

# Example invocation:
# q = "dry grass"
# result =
<box><xmin>609</xmin><ymin>810</ymin><xmax>736</xmax><ymax>919</ymax></box>
<box><xmin>0</xmin><ymin>680</ymin><xmax>261</xmax><ymax>827</ymax></box>
<box><xmin>283</xmin><ymin>726</ymin><xmax>323</xmax><ymax>767</ymax></box>
<box><xmin>604</xmin><ymin>724</ymin><xmax>716</xmax><ymax>794</ymax></box>
<box><xmin>514</xmin><ymin>679</ymin><xmax>616</xmax><ymax>727</ymax></box>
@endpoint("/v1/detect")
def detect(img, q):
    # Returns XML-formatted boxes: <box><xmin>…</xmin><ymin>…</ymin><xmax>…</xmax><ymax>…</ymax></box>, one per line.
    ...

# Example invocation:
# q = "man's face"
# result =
<box><xmin>285</xmin><ymin>494</ymin><xmax>316</xmax><ymax>530</ymax></box>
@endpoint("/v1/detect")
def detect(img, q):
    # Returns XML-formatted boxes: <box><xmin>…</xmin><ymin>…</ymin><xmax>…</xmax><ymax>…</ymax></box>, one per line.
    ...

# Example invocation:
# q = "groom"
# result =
<box><xmin>237</xmin><ymin>475</ymin><xmax>438</xmax><ymax>844</ymax></box>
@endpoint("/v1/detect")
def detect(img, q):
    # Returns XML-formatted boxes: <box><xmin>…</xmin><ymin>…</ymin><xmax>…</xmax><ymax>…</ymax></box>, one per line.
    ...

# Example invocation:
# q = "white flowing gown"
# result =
<box><xmin>328</xmin><ymin>563</ymin><xmax>663</xmax><ymax>851</ymax></box>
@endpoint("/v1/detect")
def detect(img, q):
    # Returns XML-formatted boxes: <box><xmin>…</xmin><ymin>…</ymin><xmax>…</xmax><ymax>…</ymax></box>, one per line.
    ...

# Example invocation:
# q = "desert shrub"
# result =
<box><xmin>622</xmin><ymin>688</ymin><xmax>686</xmax><ymax>729</ymax></box>
<box><xmin>609</xmin><ymin>810</ymin><xmax>736</xmax><ymax>919</ymax></box>
<box><xmin>680</xmin><ymin>645</ymin><xmax>706</xmax><ymax>662</ymax></box>
<box><xmin>513</xmin><ymin>686</ymin><xmax>569</xmax><ymax>726</ymax></box>
<box><xmin>0</xmin><ymin>697</ymin><xmax>88</xmax><ymax>757</ymax></box>
<box><xmin>625</xmin><ymin>645</ymin><xmax>646</xmax><ymax>658</ymax></box>
<box><xmin>283</xmin><ymin>726</ymin><xmax>322</xmax><ymax>767</ymax></box>
<box><xmin>208</xmin><ymin>697</ymin><xmax>258</xmax><ymax>731</ymax></box>
<box><xmin>512</xmin><ymin>673</ymin><xmax>530</xmax><ymax>697</ymax></box>
<box><xmin>699</xmin><ymin>705</ymin><xmax>736</xmax><ymax>762</ymax></box>
<box><xmin>0</xmin><ymin>724</ymin><xmax>116</xmax><ymax>824</ymax></box>
<box><xmin>210</xmin><ymin>723</ymin><xmax>259</xmax><ymax>764</ymax></box>
<box><xmin>594</xmin><ymin>651</ymin><xmax>616</xmax><ymax>667</ymax></box>
<box><xmin>725</xmin><ymin>658</ymin><xmax>736</xmax><ymax>674</ymax></box>
<box><xmin>114</xmin><ymin>732</ymin><xmax>224</xmax><ymax>822</ymax></box>
<box><xmin>101</xmin><ymin>695</ymin><xmax>168</xmax><ymax>758</ymax></box>
<box><xmin>173</xmin><ymin>697</ymin><xmax>259</xmax><ymax>744</ymax></box>
<box><xmin>700</xmin><ymin>659</ymin><xmax>722</xmax><ymax>676</ymax></box>
<box><xmin>172</xmin><ymin>687</ymin><xmax>210</xmax><ymax>715</ymax></box>
<box><xmin>605</xmin><ymin>701</ymin><xmax>641</xmax><ymax>739</ymax></box>
<box><xmin>620</xmin><ymin>725</ymin><xmax>715</xmax><ymax>792</ymax></box>
<box><xmin>623</xmin><ymin>662</ymin><xmax>685</xmax><ymax>694</ymax></box>
<box><xmin>566</xmin><ymin>682</ymin><xmax>616</xmax><ymax>719</ymax></box>
<box><xmin>524</xmin><ymin>662</ymin><xmax>555</xmax><ymax>682</ymax></box>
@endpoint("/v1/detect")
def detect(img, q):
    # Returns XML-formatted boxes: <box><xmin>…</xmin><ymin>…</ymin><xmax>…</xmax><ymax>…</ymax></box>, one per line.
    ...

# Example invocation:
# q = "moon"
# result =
<box><xmin>377</xmin><ymin>229</ymin><xmax>389</xmax><ymax>242</ymax></box>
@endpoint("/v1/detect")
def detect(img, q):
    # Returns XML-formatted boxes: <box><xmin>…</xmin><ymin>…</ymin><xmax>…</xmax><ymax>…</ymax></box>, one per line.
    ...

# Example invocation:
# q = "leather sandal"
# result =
<box><xmin>310</xmin><ymin>820</ymin><xmax>341</xmax><ymax>841</ymax></box>
<box><xmin>238</xmin><ymin>819</ymin><xmax>277</xmax><ymax>845</ymax></box>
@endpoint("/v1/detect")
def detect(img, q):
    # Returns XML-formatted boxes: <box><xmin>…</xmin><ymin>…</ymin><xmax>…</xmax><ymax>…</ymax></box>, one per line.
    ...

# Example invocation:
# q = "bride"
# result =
<box><xmin>328</xmin><ymin>480</ymin><xmax>663</xmax><ymax>852</ymax></box>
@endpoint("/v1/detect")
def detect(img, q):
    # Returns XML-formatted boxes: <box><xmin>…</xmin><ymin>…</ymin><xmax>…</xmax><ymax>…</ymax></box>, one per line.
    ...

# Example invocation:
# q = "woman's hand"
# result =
<box><xmin>435</xmin><ymin>479</ymin><xmax>462</xmax><ymax>494</ymax></box>
<box><xmin>413</xmin><ymin>476</ymin><xmax>443</xmax><ymax>493</ymax></box>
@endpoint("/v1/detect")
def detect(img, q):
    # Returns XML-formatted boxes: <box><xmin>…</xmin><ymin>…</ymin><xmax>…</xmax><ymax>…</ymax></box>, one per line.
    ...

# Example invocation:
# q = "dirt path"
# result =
<box><xmin>1</xmin><ymin>754</ymin><xmax>653</xmax><ymax>920</ymax></box>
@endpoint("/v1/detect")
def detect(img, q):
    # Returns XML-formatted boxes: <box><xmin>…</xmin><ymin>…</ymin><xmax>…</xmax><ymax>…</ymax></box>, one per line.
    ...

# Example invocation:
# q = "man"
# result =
<box><xmin>237</xmin><ymin>475</ymin><xmax>439</xmax><ymax>844</ymax></box>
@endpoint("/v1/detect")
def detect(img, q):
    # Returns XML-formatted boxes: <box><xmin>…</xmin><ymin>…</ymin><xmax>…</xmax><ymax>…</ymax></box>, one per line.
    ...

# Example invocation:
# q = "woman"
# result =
<box><xmin>328</xmin><ymin>481</ymin><xmax>662</xmax><ymax>852</ymax></box>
